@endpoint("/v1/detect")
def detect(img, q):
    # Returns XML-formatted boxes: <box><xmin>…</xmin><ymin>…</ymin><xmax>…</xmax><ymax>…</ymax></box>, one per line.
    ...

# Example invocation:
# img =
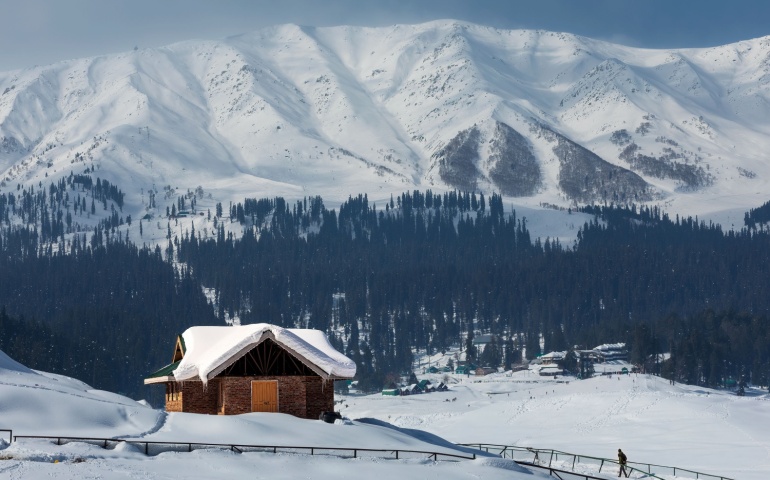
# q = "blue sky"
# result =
<box><xmin>2</xmin><ymin>0</ymin><xmax>769</xmax><ymax>71</ymax></box>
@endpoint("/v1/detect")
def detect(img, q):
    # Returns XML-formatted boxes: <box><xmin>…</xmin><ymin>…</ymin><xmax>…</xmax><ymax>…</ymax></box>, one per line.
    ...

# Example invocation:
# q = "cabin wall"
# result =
<box><xmin>165</xmin><ymin>376</ymin><xmax>333</xmax><ymax>419</ymax></box>
<box><xmin>183</xmin><ymin>380</ymin><xmax>219</xmax><ymax>414</ymax></box>
<box><xmin>165</xmin><ymin>382</ymin><xmax>183</xmax><ymax>412</ymax></box>
<box><xmin>163</xmin><ymin>380</ymin><xmax>218</xmax><ymax>414</ymax></box>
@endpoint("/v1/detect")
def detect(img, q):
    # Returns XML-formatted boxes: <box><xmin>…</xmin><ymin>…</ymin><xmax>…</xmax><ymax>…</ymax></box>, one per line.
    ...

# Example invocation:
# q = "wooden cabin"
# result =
<box><xmin>144</xmin><ymin>324</ymin><xmax>356</xmax><ymax>419</ymax></box>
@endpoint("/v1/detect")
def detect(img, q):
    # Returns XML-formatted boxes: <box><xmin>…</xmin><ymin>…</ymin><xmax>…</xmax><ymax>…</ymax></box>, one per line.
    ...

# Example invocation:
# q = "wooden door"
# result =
<box><xmin>251</xmin><ymin>380</ymin><xmax>278</xmax><ymax>412</ymax></box>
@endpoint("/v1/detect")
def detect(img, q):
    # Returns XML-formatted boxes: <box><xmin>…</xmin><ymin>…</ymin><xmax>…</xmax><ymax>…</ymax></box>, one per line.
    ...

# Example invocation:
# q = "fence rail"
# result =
<box><xmin>1</xmin><ymin>430</ymin><xmax>734</xmax><ymax>479</ymax></box>
<box><xmin>516</xmin><ymin>461</ymin><xmax>613</xmax><ymax>480</ymax></box>
<box><xmin>461</xmin><ymin>444</ymin><xmax>734</xmax><ymax>480</ymax></box>
<box><xmin>10</xmin><ymin>434</ymin><xmax>476</xmax><ymax>461</ymax></box>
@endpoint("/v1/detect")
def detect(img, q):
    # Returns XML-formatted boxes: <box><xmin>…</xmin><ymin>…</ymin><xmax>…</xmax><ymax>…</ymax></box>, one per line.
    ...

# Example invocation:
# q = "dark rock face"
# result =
<box><xmin>549</xmin><ymin>131</ymin><xmax>655</xmax><ymax>204</ymax></box>
<box><xmin>0</xmin><ymin>136</ymin><xmax>25</xmax><ymax>154</ymax></box>
<box><xmin>619</xmin><ymin>143</ymin><xmax>711</xmax><ymax>191</ymax></box>
<box><xmin>488</xmin><ymin>122</ymin><xmax>541</xmax><ymax>196</ymax></box>
<box><xmin>434</xmin><ymin>126</ymin><xmax>481</xmax><ymax>191</ymax></box>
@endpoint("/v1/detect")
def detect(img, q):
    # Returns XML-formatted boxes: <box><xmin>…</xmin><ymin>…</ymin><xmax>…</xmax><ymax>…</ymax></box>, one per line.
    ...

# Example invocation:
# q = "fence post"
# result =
<box><xmin>548</xmin><ymin>450</ymin><xmax>554</xmax><ymax>467</ymax></box>
<box><xmin>395</xmin><ymin>450</ymin><xmax>399</xmax><ymax>460</ymax></box>
<box><xmin>599</xmin><ymin>459</ymin><xmax>604</xmax><ymax>472</ymax></box>
<box><xmin>145</xmin><ymin>442</ymin><xmax>148</xmax><ymax>455</ymax></box>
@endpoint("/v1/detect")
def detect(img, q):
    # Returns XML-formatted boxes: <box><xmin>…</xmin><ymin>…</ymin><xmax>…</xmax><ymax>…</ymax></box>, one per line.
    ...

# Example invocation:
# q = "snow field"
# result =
<box><xmin>342</xmin><ymin>368</ymin><xmax>770</xmax><ymax>479</ymax></box>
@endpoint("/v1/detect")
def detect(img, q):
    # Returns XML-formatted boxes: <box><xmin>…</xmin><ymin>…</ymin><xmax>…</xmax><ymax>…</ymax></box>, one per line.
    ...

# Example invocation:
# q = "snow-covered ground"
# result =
<box><xmin>343</xmin><ymin>367</ymin><xmax>769</xmax><ymax>480</ymax></box>
<box><xmin>2</xmin><ymin>347</ymin><xmax>766</xmax><ymax>479</ymax></box>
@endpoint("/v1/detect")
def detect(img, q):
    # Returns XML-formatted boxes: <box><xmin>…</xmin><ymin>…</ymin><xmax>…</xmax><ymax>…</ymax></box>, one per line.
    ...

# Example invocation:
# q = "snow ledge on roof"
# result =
<box><xmin>172</xmin><ymin>324</ymin><xmax>356</xmax><ymax>385</ymax></box>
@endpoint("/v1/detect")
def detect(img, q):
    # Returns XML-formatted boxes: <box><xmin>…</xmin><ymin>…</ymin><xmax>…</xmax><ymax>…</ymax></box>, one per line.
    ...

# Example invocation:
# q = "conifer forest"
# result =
<box><xmin>1</xmin><ymin>176</ymin><xmax>770</xmax><ymax>400</ymax></box>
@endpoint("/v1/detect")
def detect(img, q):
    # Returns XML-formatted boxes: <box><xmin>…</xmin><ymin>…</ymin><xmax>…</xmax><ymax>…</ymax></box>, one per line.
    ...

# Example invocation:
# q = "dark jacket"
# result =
<box><xmin>618</xmin><ymin>451</ymin><xmax>627</xmax><ymax>465</ymax></box>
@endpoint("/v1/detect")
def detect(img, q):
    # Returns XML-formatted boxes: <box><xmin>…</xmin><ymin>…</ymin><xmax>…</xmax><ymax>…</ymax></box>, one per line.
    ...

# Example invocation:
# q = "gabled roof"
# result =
<box><xmin>146</xmin><ymin>360</ymin><xmax>181</xmax><ymax>380</ymax></box>
<box><xmin>172</xmin><ymin>335</ymin><xmax>186</xmax><ymax>363</ymax></box>
<box><xmin>145</xmin><ymin>324</ymin><xmax>356</xmax><ymax>385</ymax></box>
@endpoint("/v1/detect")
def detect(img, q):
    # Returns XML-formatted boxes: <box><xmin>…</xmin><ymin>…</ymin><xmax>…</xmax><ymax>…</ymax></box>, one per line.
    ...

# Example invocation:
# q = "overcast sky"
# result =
<box><xmin>2</xmin><ymin>0</ymin><xmax>769</xmax><ymax>71</ymax></box>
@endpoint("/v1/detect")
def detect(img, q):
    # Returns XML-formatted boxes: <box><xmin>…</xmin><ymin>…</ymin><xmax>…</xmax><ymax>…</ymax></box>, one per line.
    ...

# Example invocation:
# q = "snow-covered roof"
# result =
<box><xmin>540</xmin><ymin>365</ymin><xmax>561</xmax><ymax>372</ymax></box>
<box><xmin>593</xmin><ymin>343</ymin><xmax>626</xmax><ymax>352</ymax></box>
<box><xmin>164</xmin><ymin>324</ymin><xmax>356</xmax><ymax>384</ymax></box>
<box><xmin>541</xmin><ymin>351</ymin><xmax>566</xmax><ymax>360</ymax></box>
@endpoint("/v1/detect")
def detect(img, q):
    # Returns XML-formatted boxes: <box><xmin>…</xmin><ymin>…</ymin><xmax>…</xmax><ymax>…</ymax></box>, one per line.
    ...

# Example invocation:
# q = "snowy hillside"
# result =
<box><xmin>0</xmin><ymin>348</ymin><xmax>536</xmax><ymax>479</ymax></box>
<box><xmin>2</xmin><ymin>347</ymin><xmax>766</xmax><ymax>479</ymax></box>
<box><xmin>1</xmin><ymin>20</ymin><xmax>770</xmax><ymax>240</ymax></box>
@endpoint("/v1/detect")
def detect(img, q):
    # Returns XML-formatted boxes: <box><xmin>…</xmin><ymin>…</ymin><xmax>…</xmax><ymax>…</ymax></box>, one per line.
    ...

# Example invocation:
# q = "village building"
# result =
<box><xmin>475</xmin><ymin>366</ymin><xmax>497</xmax><ymax>376</ymax></box>
<box><xmin>539</xmin><ymin>351</ymin><xmax>566</xmax><ymax>365</ymax></box>
<box><xmin>144</xmin><ymin>324</ymin><xmax>356</xmax><ymax>419</ymax></box>
<box><xmin>472</xmin><ymin>334</ymin><xmax>498</xmax><ymax>349</ymax></box>
<box><xmin>592</xmin><ymin>343</ymin><xmax>628</xmax><ymax>362</ymax></box>
<box><xmin>539</xmin><ymin>364</ymin><xmax>563</xmax><ymax>376</ymax></box>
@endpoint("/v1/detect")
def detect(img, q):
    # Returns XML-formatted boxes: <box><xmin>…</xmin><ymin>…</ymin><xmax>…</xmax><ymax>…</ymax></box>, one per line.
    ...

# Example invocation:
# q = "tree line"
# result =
<box><xmin>2</xmin><ymin>178</ymin><xmax>770</xmax><ymax>395</ymax></box>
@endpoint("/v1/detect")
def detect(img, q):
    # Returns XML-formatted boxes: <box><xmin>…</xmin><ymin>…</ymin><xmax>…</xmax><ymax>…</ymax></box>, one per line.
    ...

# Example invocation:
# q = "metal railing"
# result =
<box><xmin>461</xmin><ymin>444</ymin><xmax>734</xmax><ymax>480</ymax></box>
<box><xmin>516</xmin><ymin>461</ymin><xmax>614</xmax><ymax>480</ymax></box>
<box><xmin>1</xmin><ymin>430</ymin><xmax>734</xmax><ymax>479</ymax></box>
<box><xmin>11</xmin><ymin>434</ymin><xmax>476</xmax><ymax>461</ymax></box>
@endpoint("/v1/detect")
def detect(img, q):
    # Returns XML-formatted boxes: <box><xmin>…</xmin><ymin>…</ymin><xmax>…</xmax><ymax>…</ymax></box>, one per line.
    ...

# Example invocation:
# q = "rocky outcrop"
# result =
<box><xmin>488</xmin><ymin>122</ymin><xmax>541</xmax><ymax>196</ymax></box>
<box><xmin>434</xmin><ymin>126</ymin><xmax>481</xmax><ymax>191</ymax></box>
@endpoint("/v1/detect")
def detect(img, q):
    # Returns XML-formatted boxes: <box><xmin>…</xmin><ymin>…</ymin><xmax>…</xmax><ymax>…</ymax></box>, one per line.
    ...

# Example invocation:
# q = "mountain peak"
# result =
<box><xmin>1</xmin><ymin>22</ymin><xmax>769</xmax><ymax>230</ymax></box>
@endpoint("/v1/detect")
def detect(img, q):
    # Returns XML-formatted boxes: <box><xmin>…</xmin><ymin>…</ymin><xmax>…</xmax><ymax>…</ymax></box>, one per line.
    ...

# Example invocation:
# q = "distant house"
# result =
<box><xmin>426</xmin><ymin>366</ymin><xmax>440</xmax><ymax>374</ymax></box>
<box><xmin>539</xmin><ymin>365</ymin><xmax>562</xmax><ymax>377</ymax></box>
<box><xmin>436</xmin><ymin>382</ymin><xmax>449</xmax><ymax>392</ymax></box>
<box><xmin>144</xmin><ymin>324</ymin><xmax>356</xmax><ymax>419</ymax></box>
<box><xmin>472</xmin><ymin>334</ymin><xmax>497</xmax><ymax>347</ymax></box>
<box><xmin>381</xmin><ymin>389</ymin><xmax>401</xmax><ymax>396</ymax></box>
<box><xmin>404</xmin><ymin>384</ymin><xmax>422</xmax><ymax>395</ymax></box>
<box><xmin>455</xmin><ymin>362</ymin><xmax>477</xmax><ymax>375</ymax></box>
<box><xmin>540</xmin><ymin>351</ymin><xmax>566</xmax><ymax>366</ymax></box>
<box><xmin>418</xmin><ymin>379</ymin><xmax>434</xmax><ymax>392</ymax></box>
<box><xmin>475</xmin><ymin>367</ymin><xmax>496</xmax><ymax>376</ymax></box>
<box><xmin>592</xmin><ymin>343</ymin><xmax>628</xmax><ymax>362</ymax></box>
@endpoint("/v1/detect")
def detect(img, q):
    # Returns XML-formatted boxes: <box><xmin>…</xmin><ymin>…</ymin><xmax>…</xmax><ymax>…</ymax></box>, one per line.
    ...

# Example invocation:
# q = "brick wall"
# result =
<box><xmin>170</xmin><ymin>380</ymin><xmax>218</xmax><ymax>415</ymax></box>
<box><xmin>167</xmin><ymin>376</ymin><xmax>334</xmax><ymax>419</ymax></box>
<box><xmin>221</xmin><ymin>376</ymin><xmax>307</xmax><ymax>417</ymax></box>
<box><xmin>305</xmin><ymin>377</ymin><xmax>334</xmax><ymax>419</ymax></box>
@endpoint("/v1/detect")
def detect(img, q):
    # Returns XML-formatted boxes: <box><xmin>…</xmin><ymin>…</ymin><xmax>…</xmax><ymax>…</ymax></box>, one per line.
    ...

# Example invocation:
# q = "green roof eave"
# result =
<box><xmin>145</xmin><ymin>360</ymin><xmax>181</xmax><ymax>380</ymax></box>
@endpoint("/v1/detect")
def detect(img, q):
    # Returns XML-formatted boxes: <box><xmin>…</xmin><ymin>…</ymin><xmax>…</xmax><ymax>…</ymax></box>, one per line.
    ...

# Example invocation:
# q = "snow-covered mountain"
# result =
<box><xmin>2</xmin><ymin>20</ymin><xmax>770</xmax><ymax>226</ymax></box>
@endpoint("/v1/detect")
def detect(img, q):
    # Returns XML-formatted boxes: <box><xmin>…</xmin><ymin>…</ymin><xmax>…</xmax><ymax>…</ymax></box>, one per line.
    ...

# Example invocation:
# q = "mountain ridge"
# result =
<box><xmin>1</xmin><ymin>20</ymin><xmax>770</xmax><ymax>233</ymax></box>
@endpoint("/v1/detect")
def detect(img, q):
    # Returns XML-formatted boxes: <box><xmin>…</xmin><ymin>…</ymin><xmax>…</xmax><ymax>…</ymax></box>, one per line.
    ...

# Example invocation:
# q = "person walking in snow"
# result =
<box><xmin>617</xmin><ymin>448</ymin><xmax>629</xmax><ymax>477</ymax></box>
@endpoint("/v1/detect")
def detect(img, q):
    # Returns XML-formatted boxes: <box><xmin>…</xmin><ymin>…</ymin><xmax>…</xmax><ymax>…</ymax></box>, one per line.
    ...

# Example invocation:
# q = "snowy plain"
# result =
<box><xmin>2</xmin><ymin>347</ymin><xmax>766</xmax><ymax>479</ymax></box>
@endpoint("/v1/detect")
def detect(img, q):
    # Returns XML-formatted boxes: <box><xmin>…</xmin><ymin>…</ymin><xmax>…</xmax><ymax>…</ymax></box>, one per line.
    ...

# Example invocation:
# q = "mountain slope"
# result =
<box><xmin>1</xmin><ymin>21</ymin><xmax>770</xmax><ymax>228</ymax></box>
